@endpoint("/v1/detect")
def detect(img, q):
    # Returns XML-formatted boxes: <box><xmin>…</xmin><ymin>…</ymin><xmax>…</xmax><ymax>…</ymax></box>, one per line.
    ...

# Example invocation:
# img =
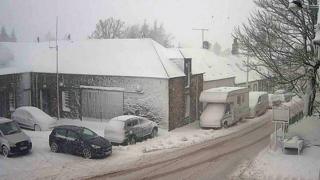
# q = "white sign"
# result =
<box><xmin>273</xmin><ymin>106</ymin><xmax>290</xmax><ymax>123</ymax></box>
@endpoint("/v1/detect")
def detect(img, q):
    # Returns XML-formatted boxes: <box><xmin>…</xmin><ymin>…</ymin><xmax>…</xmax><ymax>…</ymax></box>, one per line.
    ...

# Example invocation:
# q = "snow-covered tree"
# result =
<box><xmin>0</xmin><ymin>26</ymin><xmax>10</xmax><ymax>42</ymax></box>
<box><xmin>234</xmin><ymin>0</ymin><xmax>319</xmax><ymax>115</ymax></box>
<box><xmin>10</xmin><ymin>29</ymin><xmax>17</xmax><ymax>42</ymax></box>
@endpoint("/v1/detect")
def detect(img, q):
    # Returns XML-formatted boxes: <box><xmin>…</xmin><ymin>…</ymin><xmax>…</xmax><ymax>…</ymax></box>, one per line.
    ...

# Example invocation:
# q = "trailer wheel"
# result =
<box><xmin>223</xmin><ymin>121</ymin><xmax>229</xmax><ymax>128</ymax></box>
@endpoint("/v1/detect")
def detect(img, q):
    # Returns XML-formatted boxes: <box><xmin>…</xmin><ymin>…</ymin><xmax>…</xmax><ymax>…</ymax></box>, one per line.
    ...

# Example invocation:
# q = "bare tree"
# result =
<box><xmin>90</xmin><ymin>17</ymin><xmax>126</xmax><ymax>39</ymax></box>
<box><xmin>234</xmin><ymin>0</ymin><xmax>318</xmax><ymax>115</ymax></box>
<box><xmin>90</xmin><ymin>18</ymin><xmax>173</xmax><ymax>47</ymax></box>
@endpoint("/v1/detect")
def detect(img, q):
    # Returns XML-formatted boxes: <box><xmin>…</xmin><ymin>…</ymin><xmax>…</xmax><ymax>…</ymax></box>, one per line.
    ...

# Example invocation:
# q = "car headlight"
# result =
<box><xmin>91</xmin><ymin>144</ymin><xmax>101</xmax><ymax>149</ymax></box>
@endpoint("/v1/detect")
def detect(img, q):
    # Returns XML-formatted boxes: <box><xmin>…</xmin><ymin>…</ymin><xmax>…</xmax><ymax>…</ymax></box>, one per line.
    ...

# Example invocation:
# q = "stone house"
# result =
<box><xmin>0</xmin><ymin>39</ymin><xmax>203</xmax><ymax>131</ymax></box>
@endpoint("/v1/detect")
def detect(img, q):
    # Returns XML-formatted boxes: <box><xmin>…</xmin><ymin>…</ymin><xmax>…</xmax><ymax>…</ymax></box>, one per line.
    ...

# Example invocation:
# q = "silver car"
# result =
<box><xmin>104</xmin><ymin>115</ymin><xmax>158</xmax><ymax>145</ymax></box>
<box><xmin>0</xmin><ymin>118</ymin><xmax>32</xmax><ymax>157</ymax></box>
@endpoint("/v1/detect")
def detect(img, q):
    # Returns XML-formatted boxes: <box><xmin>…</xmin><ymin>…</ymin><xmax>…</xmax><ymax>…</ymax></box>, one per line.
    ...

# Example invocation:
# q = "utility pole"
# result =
<box><xmin>50</xmin><ymin>17</ymin><xmax>60</xmax><ymax>120</ymax></box>
<box><xmin>192</xmin><ymin>28</ymin><xmax>209</xmax><ymax>48</ymax></box>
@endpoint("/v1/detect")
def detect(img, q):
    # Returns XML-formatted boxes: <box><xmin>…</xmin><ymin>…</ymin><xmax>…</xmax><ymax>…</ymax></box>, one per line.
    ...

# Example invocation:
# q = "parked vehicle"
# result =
<box><xmin>12</xmin><ymin>106</ymin><xmax>57</xmax><ymax>131</ymax></box>
<box><xmin>268</xmin><ymin>94</ymin><xmax>281</xmax><ymax>108</ymax></box>
<box><xmin>199</xmin><ymin>87</ymin><xmax>249</xmax><ymax>128</ymax></box>
<box><xmin>273</xmin><ymin>96</ymin><xmax>304</xmax><ymax>125</ymax></box>
<box><xmin>49</xmin><ymin>125</ymin><xmax>112</xmax><ymax>159</ymax></box>
<box><xmin>248</xmin><ymin>91</ymin><xmax>269</xmax><ymax>118</ymax></box>
<box><xmin>274</xmin><ymin>89</ymin><xmax>294</xmax><ymax>102</ymax></box>
<box><xmin>104</xmin><ymin>115</ymin><xmax>158</xmax><ymax>145</ymax></box>
<box><xmin>0</xmin><ymin>118</ymin><xmax>32</xmax><ymax>157</ymax></box>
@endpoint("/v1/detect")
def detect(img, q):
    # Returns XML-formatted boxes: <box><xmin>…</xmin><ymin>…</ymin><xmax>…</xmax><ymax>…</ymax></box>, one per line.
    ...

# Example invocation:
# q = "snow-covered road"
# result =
<box><xmin>89</xmin><ymin>114</ymin><xmax>273</xmax><ymax>180</ymax></box>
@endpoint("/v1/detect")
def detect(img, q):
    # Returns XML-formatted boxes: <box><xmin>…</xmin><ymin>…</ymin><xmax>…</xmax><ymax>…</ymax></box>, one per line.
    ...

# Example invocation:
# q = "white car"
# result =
<box><xmin>12</xmin><ymin>106</ymin><xmax>57</xmax><ymax>131</ymax></box>
<box><xmin>104</xmin><ymin>115</ymin><xmax>158</xmax><ymax>145</ymax></box>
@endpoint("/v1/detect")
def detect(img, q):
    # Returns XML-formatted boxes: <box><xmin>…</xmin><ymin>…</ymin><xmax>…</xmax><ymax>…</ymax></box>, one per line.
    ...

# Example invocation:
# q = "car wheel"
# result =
<box><xmin>34</xmin><ymin>124</ymin><xmax>41</xmax><ymax>131</ymax></box>
<box><xmin>151</xmin><ymin>128</ymin><xmax>158</xmax><ymax>138</ymax></box>
<box><xmin>2</xmin><ymin>145</ymin><xmax>9</xmax><ymax>157</ymax></box>
<box><xmin>128</xmin><ymin>136</ymin><xmax>136</xmax><ymax>145</ymax></box>
<box><xmin>50</xmin><ymin>142</ymin><xmax>59</xmax><ymax>153</ymax></box>
<box><xmin>223</xmin><ymin>121</ymin><xmax>229</xmax><ymax>128</ymax></box>
<box><xmin>82</xmin><ymin>148</ymin><xmax>92</xmax><ymax>159</ymax></box>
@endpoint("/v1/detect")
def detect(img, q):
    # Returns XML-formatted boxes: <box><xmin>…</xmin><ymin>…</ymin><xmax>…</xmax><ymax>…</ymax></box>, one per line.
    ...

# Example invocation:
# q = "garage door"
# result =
<box><xmin>81</xmin><ymin>88</ymin><xmax>123</xmax><ymax>121</ymax></box>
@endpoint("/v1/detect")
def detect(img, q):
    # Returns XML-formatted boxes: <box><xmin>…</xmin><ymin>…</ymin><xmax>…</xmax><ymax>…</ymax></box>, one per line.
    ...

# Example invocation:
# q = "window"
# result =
<box><xmin>225</xmin><ymin>104</ymin><xmax>231</xmax><ymax>115</ymax></box>
<box><xmin>82</xmin><ymin>128</ymin><xmax>97</xmax><ymax>140</ymax></box>
<box><xmin>55</xmin><ymin>129</ymin><xmax>67</xmax><ymax>138</ymax></box>
<box><xmin>242</xmin><ymin>95</ymin><xmax>245</xmax><ymax>103</ymax></box>
<box><xmin>237</xmin><ymin>96</ymin><xmax>241</xmax><ymax>105</ymax></box>
<box><xmin>127</xmin><ymin>119</ymin><xmax>138</xmax><ymax>127</ymax></box>
<box><xmin>258</xmin><ymin>97</ymin><xmax>262</xmax><ymax>104</ymax></box>
<box><xmin>62</xmin><ymin>91</ymin><xmax>71</xmax><ymax>112</ymax></box>
<box><xmin>67</xmin><ymin>130</ymin><xmax>78</xmax><ymax>141</ymax></box>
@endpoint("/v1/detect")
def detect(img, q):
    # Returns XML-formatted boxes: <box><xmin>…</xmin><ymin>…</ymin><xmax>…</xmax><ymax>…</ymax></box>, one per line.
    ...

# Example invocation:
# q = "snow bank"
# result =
<box><xmin>237</xmin><ymin>116</ymin><xmax>320</xmax><ymax>179</ymax></box>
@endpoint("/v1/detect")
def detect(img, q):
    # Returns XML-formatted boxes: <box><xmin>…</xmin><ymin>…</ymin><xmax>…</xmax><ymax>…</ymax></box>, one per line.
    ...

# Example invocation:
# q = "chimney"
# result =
<box><xmin>67</xmin><ymin>34</ymin><xmax>71</xmax><ymax>40</ymax></box>
<box><xmin>231</xmin><ymin>38</ymin><xmax>239</xmax><ymax>55</ymax></box>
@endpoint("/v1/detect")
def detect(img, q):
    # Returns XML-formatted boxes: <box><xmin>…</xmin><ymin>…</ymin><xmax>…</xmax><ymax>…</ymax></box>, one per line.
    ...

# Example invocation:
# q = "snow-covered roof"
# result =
<box><xmin>110</xmin><ymin>115</ymin><xmax>139</xmax><ymax>122</ymax></box>
<box><xmin>222</xmin><ymin>55</ymin><xmax>265</xmax><ymax>84</ymax></box>
<box><xmin>170</xmin><ymin>48</ymin><xmax>264</xmax><ymax>84</ymax></box>
<box><xmin>166</xmin><ymin>48</ymin><xmax>205</xmax><ymax>76</ymax></box>
<box><xmin>0</xmin><ymin>39</ymin><xmax>185</xmax><ymax>79</ymax></box>
<box><xmin>168</xmin><ymin>48</ymin><xmax>234</xmax><ymax>81</ymax></box>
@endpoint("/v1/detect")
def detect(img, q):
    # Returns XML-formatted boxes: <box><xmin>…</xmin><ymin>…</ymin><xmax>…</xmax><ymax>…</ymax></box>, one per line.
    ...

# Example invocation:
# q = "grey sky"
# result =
<box><xmin>0</xmin><ymin>0</ymin><xmax>256</xmax><ymax>48</ymax></box>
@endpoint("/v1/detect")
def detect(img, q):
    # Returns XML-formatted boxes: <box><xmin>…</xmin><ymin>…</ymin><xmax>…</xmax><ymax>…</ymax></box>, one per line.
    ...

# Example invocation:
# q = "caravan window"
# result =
<box><xmin>225</xmin><ymin>104</ymin><xmax>231</xmax><ymax>115</ymax></box>
<box><xmin>258</xmin><ymin>96</ymin><xmax>262</xmax><ymax>104</ymax></box>
<box><xmin>237</xmin><ymin>96</ymin><xmax>241</xmax><ymax>105</ymax></box>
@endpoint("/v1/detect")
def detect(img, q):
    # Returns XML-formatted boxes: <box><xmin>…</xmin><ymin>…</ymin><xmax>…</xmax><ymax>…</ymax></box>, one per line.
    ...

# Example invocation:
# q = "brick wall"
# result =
<box><xmin>168</xmin><ymin>74</ymin><xmax>203</xmax><ymax>131</ymax></box>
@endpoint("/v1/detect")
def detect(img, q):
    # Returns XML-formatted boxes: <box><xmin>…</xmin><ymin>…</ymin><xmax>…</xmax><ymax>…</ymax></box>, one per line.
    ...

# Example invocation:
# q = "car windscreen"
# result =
<box><xmin>81</xmin><ymin>128</ymin><xmax>98</xmax><ymax>140</ymax></box>
<box><xmin>0</xmin><ymin>121</ymin><xmax>22</xmax><ymax>135</ymax></box>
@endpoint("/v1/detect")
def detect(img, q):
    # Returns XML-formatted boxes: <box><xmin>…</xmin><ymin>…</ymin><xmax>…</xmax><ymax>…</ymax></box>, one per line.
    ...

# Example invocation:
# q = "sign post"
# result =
<box><xmin>272</xmin><ymin>105</ymin><xmax>290</xmax><ymax>151</ymax></box>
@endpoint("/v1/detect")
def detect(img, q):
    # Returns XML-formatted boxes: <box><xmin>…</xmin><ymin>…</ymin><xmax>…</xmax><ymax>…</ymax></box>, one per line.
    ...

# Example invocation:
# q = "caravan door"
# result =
<box><xmin>222</xmin><ymin>103</ymin><xmax>233</xmax><ymax>128</ymax></box>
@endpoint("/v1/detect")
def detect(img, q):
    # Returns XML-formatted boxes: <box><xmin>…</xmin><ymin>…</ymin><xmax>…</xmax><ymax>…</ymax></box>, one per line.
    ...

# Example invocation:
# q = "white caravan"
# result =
<box><xmin>248</xmin><ymin>91</ymin><xmax>269</xmax><ymax>118</ymax></box>
<box><xmin>200</xmin><ymin>87</ymin><xmax>249</xmax><ymax>128</ymax></box>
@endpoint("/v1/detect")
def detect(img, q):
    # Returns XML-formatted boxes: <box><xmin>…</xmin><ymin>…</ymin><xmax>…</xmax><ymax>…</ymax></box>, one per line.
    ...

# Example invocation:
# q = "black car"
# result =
<box><xmin>49</xmin><ymin>125</ymin><xmax>112</xmax><ymax>159</ymax></box>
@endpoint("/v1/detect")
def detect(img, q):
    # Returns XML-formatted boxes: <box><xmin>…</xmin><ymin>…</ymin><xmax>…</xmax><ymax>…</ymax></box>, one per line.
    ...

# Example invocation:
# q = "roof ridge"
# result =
<box><xmin>149</xmin><ymin>39</ymin><xmax>170</xmax><ymax>78</ymax></box>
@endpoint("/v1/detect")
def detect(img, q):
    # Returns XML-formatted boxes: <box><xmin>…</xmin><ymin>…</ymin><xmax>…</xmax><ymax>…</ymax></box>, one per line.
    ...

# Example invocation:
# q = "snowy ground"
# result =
<box><xmin>233</xmin><ymin>117</ymin><xmax>320</xmax><ymax>180</ymax></box>
<box><xmin>0</xmin><ymin>112</ymin><xmax>271</xmax><ymax>180</ymax></box>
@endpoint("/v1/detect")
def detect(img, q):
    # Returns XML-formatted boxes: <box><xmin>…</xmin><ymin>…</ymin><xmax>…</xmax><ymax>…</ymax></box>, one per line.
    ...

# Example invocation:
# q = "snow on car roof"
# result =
<box><xmin>0</xmin><ymin>39</ymin><xmax>185</xmax><ymax>79</ymax></box>
<box><xmin>0</xmin><ymin>117</ymin><xmax>12</xmax><ymax>124</ymax></box>
<box><xmin>110</xmin><ymin>115</ymin><xmax>140</xmax><ymax>122</ymax></box>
